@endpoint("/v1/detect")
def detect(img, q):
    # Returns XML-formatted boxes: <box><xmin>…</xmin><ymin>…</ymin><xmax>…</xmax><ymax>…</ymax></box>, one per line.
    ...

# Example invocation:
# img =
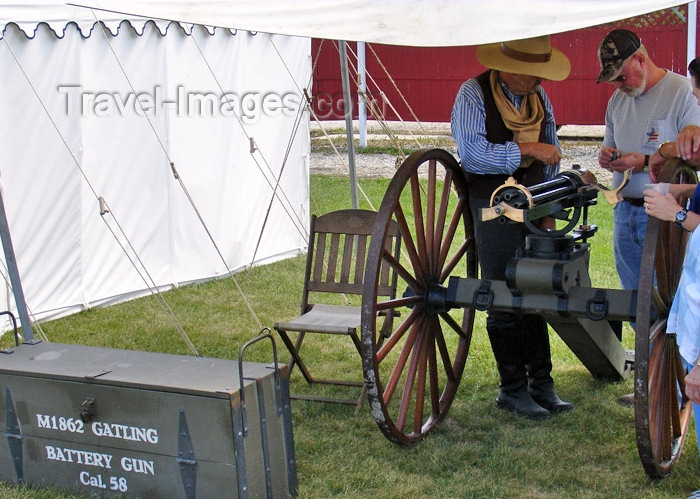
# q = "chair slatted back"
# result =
<box><xmin>301</xmin><ymin>209</ymin><xmax>400</xmax><ymax>312</ymax></box>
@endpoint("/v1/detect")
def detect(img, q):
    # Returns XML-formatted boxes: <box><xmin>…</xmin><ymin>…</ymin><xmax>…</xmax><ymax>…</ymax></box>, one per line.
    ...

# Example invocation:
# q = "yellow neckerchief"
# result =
<box><xmin>489</xmin><ymin>70</ymin><xmax>544</xmax><ymax>168</ymax></box>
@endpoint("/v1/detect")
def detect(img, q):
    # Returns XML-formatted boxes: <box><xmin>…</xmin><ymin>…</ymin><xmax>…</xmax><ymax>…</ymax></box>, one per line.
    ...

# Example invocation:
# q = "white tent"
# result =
<box><xmin>0</xmin><ymin>3</ymin><xmax>311</xmax><ymax>324</ymax></box>
<box><xmin>0</xmin><ymin>0</ymin><xmax>690</xmax><ymax>328</ymax></box>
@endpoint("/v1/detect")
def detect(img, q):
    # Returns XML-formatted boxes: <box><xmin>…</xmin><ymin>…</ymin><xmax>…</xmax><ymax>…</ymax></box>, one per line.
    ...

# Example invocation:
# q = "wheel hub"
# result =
<box><xmin>424</xmin><ymin>282</ymin><xmax>448</xmax><ymax>316</ymax></box>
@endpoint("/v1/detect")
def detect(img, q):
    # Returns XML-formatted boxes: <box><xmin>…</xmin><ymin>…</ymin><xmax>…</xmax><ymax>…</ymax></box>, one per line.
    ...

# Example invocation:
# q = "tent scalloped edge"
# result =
<box><xmin>0</xmin><ymin>18</ymin><xmax>245</xmax><ymax>39</ymax></box>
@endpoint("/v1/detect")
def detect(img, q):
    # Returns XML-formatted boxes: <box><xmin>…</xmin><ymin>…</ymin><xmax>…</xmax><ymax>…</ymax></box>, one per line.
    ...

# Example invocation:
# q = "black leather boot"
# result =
<box><xmin>487</xmin><ymin>312</ymin><xmax>550</xmax><ymax>419</ymax></box>
<box><xmin>526</xmin><ymin>358</ymin><xmax>574</xmax><ymax>413</ymax></box>
<box><xmin>496</xmin><ymin>363</ymin><xmax>551</xmax><ymax>420</ymax></box>
<box><xmin>524</xmin><ymin>314</ymin><xmax>574</xmax><ymax>414</ymax></box>
<box><xmin>528</xmin><ymin>382</ymin><xmax>574</xmax><ymax>413</ymax></box>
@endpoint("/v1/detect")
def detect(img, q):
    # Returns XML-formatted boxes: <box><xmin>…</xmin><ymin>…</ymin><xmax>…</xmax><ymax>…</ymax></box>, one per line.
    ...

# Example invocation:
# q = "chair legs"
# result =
<box><xmin>277</xmin><ymin>329</ymin><xmax>315</xmax><ymax>384</ymax></box>
<box><xmin>275</xmin><ymin>328</ymin><xmax>367</xmax><ymax>409</ymax></box>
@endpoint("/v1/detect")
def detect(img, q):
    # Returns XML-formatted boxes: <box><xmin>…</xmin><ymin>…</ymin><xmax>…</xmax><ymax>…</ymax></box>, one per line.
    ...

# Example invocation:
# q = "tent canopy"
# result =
<box><xmin>0</xmin><ymin>5</ymin><xmax>310</xmax><ymax>324</ymax></box>
<box><xmin>72</xmin><ymin>0</ymin><xmax>688</xmax><ymax>47</ymax></box>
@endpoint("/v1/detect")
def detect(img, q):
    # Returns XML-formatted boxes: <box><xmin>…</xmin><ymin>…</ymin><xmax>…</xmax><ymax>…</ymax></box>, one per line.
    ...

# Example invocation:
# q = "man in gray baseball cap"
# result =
<box><xmin>596</xmin><ymin>29</ymin><xmax>641</xmax><ymax>84</ymax></box>
<box><xmin>595</xmin><ymin>28</ymin><xmax>700</xmax><ymax>407</ymax></box>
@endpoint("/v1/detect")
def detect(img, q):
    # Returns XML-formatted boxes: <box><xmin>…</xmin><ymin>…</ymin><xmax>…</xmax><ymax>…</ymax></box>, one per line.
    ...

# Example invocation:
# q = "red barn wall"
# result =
<box><xmin>311</xmin><ymin>6</ymin><xmax>696</xmax><ymax>125</ymax></box>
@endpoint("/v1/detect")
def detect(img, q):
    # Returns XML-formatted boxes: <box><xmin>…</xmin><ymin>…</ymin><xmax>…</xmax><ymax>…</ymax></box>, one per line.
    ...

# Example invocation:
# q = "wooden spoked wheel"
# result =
<box><xmin>361</xmin><ymin>148</ymin><xmax>476</xmax><ymax>444</ymax></box>
<box><xmin>635</xmin><ymin>159</ymin><xmax>698</xmax><ymax>478</ymax></box>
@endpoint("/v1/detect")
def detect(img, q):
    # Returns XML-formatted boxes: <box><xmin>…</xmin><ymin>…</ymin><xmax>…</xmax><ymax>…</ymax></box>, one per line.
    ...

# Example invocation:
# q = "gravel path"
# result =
<box><xmin>310</xmin><ymin>127</ymin><xmax>611</xmax><ymax>186</ymax></box>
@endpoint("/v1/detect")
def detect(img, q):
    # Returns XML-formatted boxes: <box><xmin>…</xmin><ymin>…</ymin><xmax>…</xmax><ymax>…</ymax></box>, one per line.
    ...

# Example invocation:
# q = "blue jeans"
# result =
<box><xmin>613</xmin><ymin>201</ymin><xmax>647</xmax><ymax>290</ymax></box>
<box><xmin>613</xmin><ymin>201</ymin><xmax>647</xmax><ymax>330</ymax></box>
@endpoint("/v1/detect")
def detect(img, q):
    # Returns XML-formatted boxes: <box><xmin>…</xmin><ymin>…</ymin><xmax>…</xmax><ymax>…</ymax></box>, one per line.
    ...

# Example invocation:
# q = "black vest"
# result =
<box><xmin>467</xmin><ymin>70</ymin><xmax>548</xmax><ymax>197</ymax></box>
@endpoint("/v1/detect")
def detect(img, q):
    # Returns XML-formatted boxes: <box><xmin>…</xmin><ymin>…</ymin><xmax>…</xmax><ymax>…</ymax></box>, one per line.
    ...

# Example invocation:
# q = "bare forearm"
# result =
<box><xmin>643</xmin><ymin>191</ymin><xmax>700</xmax><ymax>231</ymax></box>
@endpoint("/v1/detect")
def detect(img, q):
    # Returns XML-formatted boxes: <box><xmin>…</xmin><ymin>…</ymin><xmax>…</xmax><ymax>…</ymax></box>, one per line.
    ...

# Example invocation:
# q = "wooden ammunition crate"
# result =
<box><xmin>0</xmin><ymin>340</ymin><xmax>297</xmax><ymax>498</ymax></box>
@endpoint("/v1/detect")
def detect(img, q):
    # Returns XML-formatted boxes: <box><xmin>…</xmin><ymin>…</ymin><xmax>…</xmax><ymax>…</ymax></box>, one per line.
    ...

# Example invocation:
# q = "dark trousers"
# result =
<box><xmin>468</xmin><ymin>192</ymin><xmax>553</xmax><ymax>392</ymax></box>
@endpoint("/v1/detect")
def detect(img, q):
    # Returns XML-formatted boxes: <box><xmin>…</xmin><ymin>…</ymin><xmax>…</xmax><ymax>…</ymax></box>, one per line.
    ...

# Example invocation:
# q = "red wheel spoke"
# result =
<box><xmin>433</xmin><ymin>169</ymin><xmax>454</xmax><ymax>274</ymax></box>
<box><xmin>425</xmin><ymin>160</ymin><xmax>437</xmax><ymax>275</ymax></box>
<box><xmin>651</xmin><ymin>339</ymin><xmax>672</xmax><ymax>462</ymax></box>
<box><xmin>376</xmin><ymin>306</ymin><xmax>422</xmax><ymax>363</ymax></box>
<box><xmin>661</xmin><ymin>345</ymin><xmax>674</xmax><ymax>460</ymax></box>
<box><xmin>439</xmin><ymin>311</ymin><xmax>469</xmax><ymax>340</ymax></box>
<box><xmin>650</xmin><ymin>354</ymin><xmax>668</xmax><ymax>460</ymax></box>
<box><xmin>649</xmin><ymin>340</ymin><xmax>663</xmax><ymax>395</ymax></box>
<box><xmin>413</xmin><ymin>329</ymin><xmax>429</xmax><ymax>433</ymax></box>
<box><xmin>383</xmin><ymin>320</ymin><xmax>419</xmax><ymax>406</ymax></box>
<box><xmin>376</xmin><ymin>295</ymin><xmax>422</xmax><ymax>311</ymax></box>
<box><xmin>434</xmin><ymin>318</ymin><xmax>456</xmax><ymax>382</ymax></box>
<box><xmin>380</xmin><ymin>249</ymin><xmax>422</xmax><ymax>293</ymax></box>
<box><xmin>427</xmin><ymin>320</ymin><xmax>440</xmax><ymax>417</ymax></box>
<box><xmin>394</xmin><ymin>204</ymin><xmax>427</xmax><ymax>282</ymax></box>
<box><xmin>657</xmin><ymin>241</ymin><xmax>672</xmax><ymax>301</ymax></box>
<box><xmin>675</xmin><ymin>348</ymin><xmax>688</xmax><ymax>403</ymax></box>
<box><xmin>410</xmin><ymin>174</ymin><xmax>428</xmax><ymax>273</ymax></box>
<box><xmin>648</xmin><ymin>317</ymin><xmax>667</xmax><ymax>344</ymax></box>
<box><xmin>658</xmin><ymin>226</ymin><xmax>684</xmax><ymax>301</ymax></box>
<box><xmin>651</xmin><ymin>287</ymin><xmax>668</xmax><ymax>322</ymax></box>
<box><xmin>396</xmin><ymin>324</ymin><xmax>423</xmax><ymax>432</ymax></box>
<box><xmin>437</xmin><ymin>197</ymin><xmax>464</xmax><ymax>272</ymax></box>
<box><xmin>440</xmin><ymin>236</ymin><xmax>473</xmax><ymax>284</ymax></box>
<box><xmin>669</xmin><ymin>345</ymin><xmax>683</xmax><ymax>439</ymax></box>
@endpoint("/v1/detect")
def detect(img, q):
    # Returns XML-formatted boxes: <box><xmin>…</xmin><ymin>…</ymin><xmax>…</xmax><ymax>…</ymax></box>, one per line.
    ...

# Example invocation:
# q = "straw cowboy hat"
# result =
<box><xmin>476</xmin><ymin>36</ymin><xmax>571</xmax><ymax>81</ymax></box>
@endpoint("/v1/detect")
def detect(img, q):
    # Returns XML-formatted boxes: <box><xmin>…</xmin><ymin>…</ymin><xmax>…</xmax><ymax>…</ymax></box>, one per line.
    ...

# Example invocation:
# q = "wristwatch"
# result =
<box><xmin>675</xmin><ymin>208</ymin><xmax>688</xmax><ymax>227</ymax></box>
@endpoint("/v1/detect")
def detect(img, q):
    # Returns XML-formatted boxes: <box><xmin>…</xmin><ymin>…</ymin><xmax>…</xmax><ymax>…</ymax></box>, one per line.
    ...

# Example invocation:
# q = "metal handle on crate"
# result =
<box><xmin>0</xmin><ymin>311</ymin><xmax>19</xmax><ymax>350</ymax></box>
<box><xmin>237</xmin><ymin>328</ymin><xmax>282</xmax><ymax>437</ymax></box>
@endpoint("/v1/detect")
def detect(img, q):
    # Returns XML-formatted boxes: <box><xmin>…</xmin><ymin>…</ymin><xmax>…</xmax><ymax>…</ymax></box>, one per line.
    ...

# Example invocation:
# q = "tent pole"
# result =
<box><xmin>358</xmin><ymin>41</ymin><xmax>367</xmax><ymax>148</ymax></box>
<box><xmin>688</xmin><ymin>1</ymin><xmax>697</xmax><ymax>71</ymax></box>
<box><xmin>339</xmin><ymin>40</ymin><xmax>359</xmax><ymax>209</ymax></box>
<box><xmin>0</xmin><ymin>185</ymin><xmax>34</xmax><ymax>342</ymax></box>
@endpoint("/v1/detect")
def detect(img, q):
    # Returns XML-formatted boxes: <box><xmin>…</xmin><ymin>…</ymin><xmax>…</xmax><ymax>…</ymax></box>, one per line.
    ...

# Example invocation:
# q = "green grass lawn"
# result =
<box><xmin>1</xmin><ymin>173</ymin><xmax>699</xmax><ymax>498</ymax></box>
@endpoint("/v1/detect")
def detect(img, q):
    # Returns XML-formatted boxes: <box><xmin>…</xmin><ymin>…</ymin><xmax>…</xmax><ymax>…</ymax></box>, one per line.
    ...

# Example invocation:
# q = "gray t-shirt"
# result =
<box><xmin>603</xmin><ymin>70</ymin><xmax>700</xmax><ymax>198</ymax></box>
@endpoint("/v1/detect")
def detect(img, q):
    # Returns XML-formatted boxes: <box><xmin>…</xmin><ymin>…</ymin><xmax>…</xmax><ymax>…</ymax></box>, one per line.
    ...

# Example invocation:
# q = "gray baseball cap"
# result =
<box><xmin>596</xmin><ymin>29</ymin><xmax>641</xmax><ymax>83</ymax></box>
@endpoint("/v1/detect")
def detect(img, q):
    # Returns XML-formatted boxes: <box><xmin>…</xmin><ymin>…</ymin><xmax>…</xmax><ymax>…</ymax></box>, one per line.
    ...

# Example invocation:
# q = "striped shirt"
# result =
<box><xmin>450</xmin><ymin>76</ymin><xmax>560</xmax><ymax>181</ymax></box>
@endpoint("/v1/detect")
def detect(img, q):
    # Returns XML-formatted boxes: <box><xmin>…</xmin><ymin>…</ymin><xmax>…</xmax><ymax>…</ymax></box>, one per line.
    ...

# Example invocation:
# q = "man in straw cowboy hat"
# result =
<box><xmin>451</xmin><ymin>35</ymin><xmax>572</xmax><ymax>419</ymax></box>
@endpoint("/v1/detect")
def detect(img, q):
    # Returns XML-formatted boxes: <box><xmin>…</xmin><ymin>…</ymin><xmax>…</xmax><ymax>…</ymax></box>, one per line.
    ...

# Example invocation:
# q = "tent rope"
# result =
<box><xmin>342</xmin><ymin>42</ymin><xmax>438</xmax><ymax>203</ymax></box>
<box><xmin>270</xmin><ymin>34</ymin><xmax>404</xmax><ymax>306</ymax></box>
<box><xmin>92</xmin><ymin>15</ymin><xmax>259</xmax><ymax>341</ymax></box>
<box><xmin>289</xmin><ymin>43</ymin><xmax>378</xmax><ymax>214</ymax></box>
<box><xmin>266</xmin><ymin>35</ymin><xmax>380</xmax><ymax>209</ymax></box>
<box><xmin>302</xmin><ymin>89</ymin><xmax>377</xmax><ymax>212</ymax></box>
<box><xmin>322</xmin><ymin>42</ymin><xmax>448</xmax><ymax>267</ymax></box>
<box><xmin>271</xmin><ymin>36</ymin><xmax>420</xmax><ymax>218</ymax></box>
<box><xmin>2</xmin><ymin>34</ymin><xmax>201</xmax><ymax>353</ymax></box>
<box><xmin>271</xmin><ymin>37</ymin><xmax>377</xmax><ymax>307</ymax></box>
<box><xmin>251</xmin><ymin>109</ymin><xmax>309</xmax><ymax>262</ymax></box>
<box><xmin>329</xmin><ymin>41</ymin><xmax>411</xmax><ymax>162</ymax></box>
<box><xmin>187</xmin><ymin>31</ymin><xmax>309</xmax><ymax>243</ymax></box>
<box><xmin>339</xmin><ymin>39</ymin><xmax>449</xmax><ymax>181</ymax></box>
<box><xmin>98</xmin><ymin>198</ymin><xmax>199</xmax><ymax>355</ymax></box>
<box><xmin>343</xmin><ymin>42</ymin><xmax>422</xmax><ymax>153</ymax></box>
<box><xmin>216</xmin><ymin>32</ymin><xmax>314</xmax><ymax>262</ymax></box>
<box><xmin>89</xmin><ymin>14</ymin><xmax>272</xmax><ymax>331</ymax></box>
<box><xmin>184</xmin><ymin>31</ymin><xmax>316</xmax><ymax>318</ymax></box>
<box><xmin>364</xmin><ymin>43</ymin><xmax>429</xmax><ymax>138</ymax></box>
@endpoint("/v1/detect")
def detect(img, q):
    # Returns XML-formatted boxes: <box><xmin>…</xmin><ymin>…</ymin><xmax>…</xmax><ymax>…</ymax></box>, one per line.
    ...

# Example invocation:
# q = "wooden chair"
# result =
<box><xmin>274</xmin><ymin>209</ymin><xmax>401</xmax><ymax>410</ymax></box>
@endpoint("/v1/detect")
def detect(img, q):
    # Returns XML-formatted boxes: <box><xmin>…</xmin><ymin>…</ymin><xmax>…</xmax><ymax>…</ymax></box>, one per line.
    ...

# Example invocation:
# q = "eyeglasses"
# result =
<box><xmin>611</xmin><ymin>57</ymin><xmax>635</xmax><ymax>83</ymax></box>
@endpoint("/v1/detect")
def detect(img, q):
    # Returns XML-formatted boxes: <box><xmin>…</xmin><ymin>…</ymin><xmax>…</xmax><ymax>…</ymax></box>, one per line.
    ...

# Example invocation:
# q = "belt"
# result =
<box><xmin>623</xmin><ymin>197</ymin><xmax>644</xmax><ymax>207</ymax></box>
